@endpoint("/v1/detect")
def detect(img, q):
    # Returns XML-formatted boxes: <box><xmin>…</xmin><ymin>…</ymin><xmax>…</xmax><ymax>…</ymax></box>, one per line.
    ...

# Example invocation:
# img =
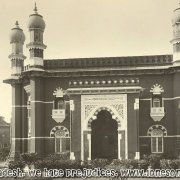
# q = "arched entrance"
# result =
<box><xmin>91</xmin><ymin>110</ymin><xmax>118</xmax><ymax>159</ymax></box>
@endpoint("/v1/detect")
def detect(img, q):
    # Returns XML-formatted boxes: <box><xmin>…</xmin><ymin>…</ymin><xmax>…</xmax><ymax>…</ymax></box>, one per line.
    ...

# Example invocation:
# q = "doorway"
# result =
<box><xmin>91</xmin><ymin>110</ymin><xmax>118</xmax><ymax>159</ymax></box>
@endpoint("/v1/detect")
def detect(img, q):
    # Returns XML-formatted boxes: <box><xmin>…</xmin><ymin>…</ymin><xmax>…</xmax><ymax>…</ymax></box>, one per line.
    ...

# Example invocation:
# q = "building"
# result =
<box><xmin>0</xmin><ymin>116</ymin><xmax>10</xmax><ymax>149</ymax></box>
<box><xmin>3</xmin><ymin>3</ymin><xmax>180</xmax><ymax>160</ymax></box>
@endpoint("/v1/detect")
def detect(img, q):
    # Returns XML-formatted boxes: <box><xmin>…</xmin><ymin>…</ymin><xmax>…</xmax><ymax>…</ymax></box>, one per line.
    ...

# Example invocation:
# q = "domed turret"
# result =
<box><xmin>10</xmin><ymin>21</ymin><xmax>25</xmax><ymax>44</ymax></box>
<box><xmin>27</xmin><ymin>3</ymin><xmax>45</xmax><ymax>31</ymax></box>
<box><xmin>9</xmin><ymin>21</ymin><xmax>26</xmax><ymax>75</ymax></box>
<box><xmin>172</xmin><ymin>2</ymin><xmax>180</xmax><ymax>25</ymax></box>
<box><xmin>171</xmin><ymin>2</ymin><xmax>180</xmax><ymax>65</ymax></box>
<box><xmin>25</xmin><ymin>3</ymin><xmax>46</xmax><ymax>71</ymax></box>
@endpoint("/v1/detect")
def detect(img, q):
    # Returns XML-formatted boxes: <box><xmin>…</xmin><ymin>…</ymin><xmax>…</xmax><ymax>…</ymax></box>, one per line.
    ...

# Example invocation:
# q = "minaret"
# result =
<box><xmin>25</xmin><ymin>3</ymin><xmax>46</xmax><ymax>70</ymax></box>
<box><xmin>9</xmin><ymin>21</ymin><xmax>26</xmax><ymax>75</ymax></box>
<box><xmin>171</xmin><ymin>2</ymin><xmax>180</xmax><ymax>65</ymax></box>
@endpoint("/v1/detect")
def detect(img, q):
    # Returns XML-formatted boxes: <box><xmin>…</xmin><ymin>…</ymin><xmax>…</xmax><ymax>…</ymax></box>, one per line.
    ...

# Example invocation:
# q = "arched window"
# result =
<box><xmin>54</xmin><ymin>97</ymin><xmax>65</xmax><ymax>109</ymax></box>
<box><xmin>151</xmin><ymin>129</ymin><xmax>163</xmax><ymax>153</ymax></box>
<box><xmin>153</xmin><ymin>98</ymin><xmax>161</xmax><ymax>108</ymax></box>
<box><xmin>147</xmin><ymin>125</ymin><xmax>167</xmax><ymax>153</ymax></box>
<box><xmin>53</xmin><ymin>87</ymin><xmax>65</xmax><ymax>110</ymax></box>
<box><xmin>50</xmin><ymin>126</ymin><xmax>70</xmax><ymax>153</ymax></box>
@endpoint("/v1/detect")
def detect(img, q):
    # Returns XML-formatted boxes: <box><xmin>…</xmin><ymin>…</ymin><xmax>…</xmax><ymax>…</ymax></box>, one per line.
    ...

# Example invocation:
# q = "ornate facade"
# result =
<box><xmin>4</xmin><ymin>3</ymin><xmax>180</xmax><ymax>160</ymax></box>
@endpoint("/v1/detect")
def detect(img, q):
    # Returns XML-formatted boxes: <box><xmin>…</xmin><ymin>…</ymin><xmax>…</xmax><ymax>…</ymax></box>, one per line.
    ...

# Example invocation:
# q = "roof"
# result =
<box><xmin>44</xmin><ymin>54</ymin><xmax>173</xmax><ymax>70</ymax></box>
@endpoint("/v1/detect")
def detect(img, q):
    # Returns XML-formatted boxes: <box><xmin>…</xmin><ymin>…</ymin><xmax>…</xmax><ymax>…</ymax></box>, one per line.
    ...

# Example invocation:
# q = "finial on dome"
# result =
<box><xmin>15</xmin><ymin>21</ymin><xmax>20</xmax><ymax>28</ymax></box>
<box><xmin>34</xmin><ymin>2</ymin><xmax>38</xmax><ymax>14</ymax></box>
<box><xmin>15</xmin><ymin>21</ymin><xmax>19</xmax><ymax>26</ymax></box>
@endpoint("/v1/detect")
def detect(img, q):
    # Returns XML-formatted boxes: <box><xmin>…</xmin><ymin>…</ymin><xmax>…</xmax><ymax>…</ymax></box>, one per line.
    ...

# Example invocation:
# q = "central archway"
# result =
<box><xmin>91</xmin><ymin>110</ymin><xmax>118</xmax><ymax>159</ymax></box>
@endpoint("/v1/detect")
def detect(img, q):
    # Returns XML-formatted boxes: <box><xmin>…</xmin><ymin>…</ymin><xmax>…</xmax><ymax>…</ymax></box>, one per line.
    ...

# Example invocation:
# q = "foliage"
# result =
<box><xmin>8</xmin><ymin>159</ymin><xmax>26</xmax><ymax>170</ymax></box>
<box><xmin>8</xmin><ymin>152</ymin><xmax>180</xmax><ymax>176</ymax></box>
<box><xmin>138</xmin><ymin>159</ymin><xmax>149</xmax><ymax>170</ymax></box>
<box><xmin>160</xmin><ymin>159</ymin><xmax>180</xmax><ymax>170</ymax></box>
<box><xmin>90</xmin><ymin>158</ymin><xmax>111</xmax><ymax>169</ymax></box>
<box><xmin>142</xmin><ymin>154</ymin><xmax>162</xmax><ymax>169</ymax></box>
<box><xmin>0</xmin><ymin>147</ymin><xmax>10</xmax><ymax>161</ymax></box>
<box><xmin>109</xmin><ymin>159</ymin><xmax>139</xmax><ymax>169</ymax></box>
<box><xmin>21</xmin><ymin>153</ymin><xmax>41</xmax><ymax>165</ymax></box>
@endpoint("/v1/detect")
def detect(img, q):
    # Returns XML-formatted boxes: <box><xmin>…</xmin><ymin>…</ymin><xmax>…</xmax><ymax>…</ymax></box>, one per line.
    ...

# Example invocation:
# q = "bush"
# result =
<box><xmin>90</xmin><ymin>158</ymin><xmax>111</xmax><ymax>169</ymax></box>
<box><xmin>160</xmin><ymin>159</ymin><xmax>180</xmax><ymax>170</ymax></box>
<box><xmin>110</xmin><ymin>159</ymin><xmax>139</xmax><ymax>169</ymax></box>
<box><xmin>21</xmin><ymin>153</ymin><xmax>41</xmax><ymax>165</ymax></box>
<box><xmin>138</xmin><ymin>159</ymin><xmax>149</xmax><ymax>170</ymax></box>
<box><xmin>34</xmin><ymin>158</ymin><xmax>82</xmax><ymax>171</ymax></box>
<box><xmin>8</xmin><ymin>159</ymin><xmax>26</xmax><ymax>170</ymax></box>
<box><xmin>0</xmin><ymin>147</ymin><xmax>10</xmax><ymax>161</ymax></box>
<box><xmin>142</xmin><ymin>154</ymin><xmax>162</xmax><ymax>169</ymax></box>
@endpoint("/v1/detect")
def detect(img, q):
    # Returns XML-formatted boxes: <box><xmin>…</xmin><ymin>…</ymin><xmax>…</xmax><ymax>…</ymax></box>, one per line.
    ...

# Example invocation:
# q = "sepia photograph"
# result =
<box><xmin>0</xmin><ymin>0</ymin><xmax>180</xmax><ymax>179</ymax></box>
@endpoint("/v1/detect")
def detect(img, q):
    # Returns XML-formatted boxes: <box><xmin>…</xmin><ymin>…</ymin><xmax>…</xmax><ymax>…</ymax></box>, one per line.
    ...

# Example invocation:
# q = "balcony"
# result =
<box><xmin>52</xmin><ymin>109</ymin><xmax>65</xmax><ymax>123</ymax></box>
<box><xmin>150</xmin><ymin>107</ymin><xmax>165</xmax><ymax>122</ymax></box>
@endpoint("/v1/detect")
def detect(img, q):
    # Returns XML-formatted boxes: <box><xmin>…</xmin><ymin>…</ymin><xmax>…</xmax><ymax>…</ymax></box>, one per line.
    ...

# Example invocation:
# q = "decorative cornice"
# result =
<box><xmin>26</xmin><ymin>42</ymin><xmax>46</xmax><ymax>50</ymax></box>
<box><xmin>69</xmin><ymin>78</ymin><xmax>139</xmax><ymax>88</ymax></box>
<box><xmin>8</xmin><ymin>54</ymin><xmax>26</xmax><ymax>60</ymax></box>
<box><xmin>67</xmin><ymin>86</ymin><xmax>144</xmax><ymax>95</ymax></box>
<box><xmin>3</xmin><ymin>76</ymin><xmax>22</xmax><ymax>84</ymax></box>
<box><xmin>20</xmin><ymin>66</ymin><xmax>180</xmax><ymax>79</ymax></box>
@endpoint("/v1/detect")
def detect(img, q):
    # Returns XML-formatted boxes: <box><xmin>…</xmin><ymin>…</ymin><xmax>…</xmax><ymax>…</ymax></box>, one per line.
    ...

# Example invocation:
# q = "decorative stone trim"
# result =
<box><xmin>50</xmin><ymin>126</ymin><xmax>70</xmax><ymax>138</ymax></box>
<box><xmin>53</xmin><ymin>87</ymin><xmax>64</xmax><ymax>97</ymax></box>
<box><xmin>147</xmin><ymin>125</ymin><xmax>167</xmax><ymax>136</ymax></box>
<box><xmin>87</xmin><ymin>106</ymin><xmax>121</xmax><ymax>129</ymax></box>
<box><xmin>44</xmin><ymin>55</ymin><xmax>172</xmax><ymax>69</ymax></box>
<box><xmin>150</xmin><ymin>84</ymin><xmax>164</xmax><ymax>95</ymax></box>
<box><xmin>69</xmin><ymin>78</ymin><xmax>139</xmax><ymax>87</ymax></box>
<box><xmin>24</xmin><ymin>85</ymin><xmax>31</xmax><ymax>94</ymax></box>
<box><xmin>67</xmin><ymin>86</ymin><xmax>144</xmax><ymax>95</ymax></box>
<box><xmin>81</xmin><ymin>94</ymin><xmax>128</xmax><ymax>160</ymax></box>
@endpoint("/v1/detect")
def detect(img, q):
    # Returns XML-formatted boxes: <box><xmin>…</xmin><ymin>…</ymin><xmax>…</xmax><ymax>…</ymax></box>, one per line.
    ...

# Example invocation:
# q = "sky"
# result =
<box><xmin>0</xmin><ymin>0</ymin><xmax>178</xmax><ymax>123</ymax></box>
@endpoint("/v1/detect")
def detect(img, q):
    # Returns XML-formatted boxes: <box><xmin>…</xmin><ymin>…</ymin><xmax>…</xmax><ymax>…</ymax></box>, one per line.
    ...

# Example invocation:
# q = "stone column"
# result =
<box><xmin>30</xmin><ymin>77</ymin><xmax>45</xmax><ymax>155</ymax></box>
<box><xmin>118</xmin><ymin>131</ymin><xmax>122</xmax><ymax>160</ymax></box>
<box><xmin>10</xmin><ymin>83</ymin><xmax>22</xmax><ymax>160</ymax></box>
<box><xmin>70</xmin><ymin>100</ymin><xmax>75</xmax><ymax>160</ymax></box>
<box><xmin>134</xmin><ymin>98</ymin><xmax>140</xmax><ymax>159</ymax></box>
<box><xmin>87</xmin><ymin>131</ymin><xmax>91</xmax><ymax>161</ymax></box>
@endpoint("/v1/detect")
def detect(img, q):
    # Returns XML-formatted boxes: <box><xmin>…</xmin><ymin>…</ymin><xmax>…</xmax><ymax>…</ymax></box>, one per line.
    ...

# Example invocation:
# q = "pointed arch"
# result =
<box><xmin>87</xmin><ymin>106</ymin><xmax>121</xmax><ymax>129</ymax></box>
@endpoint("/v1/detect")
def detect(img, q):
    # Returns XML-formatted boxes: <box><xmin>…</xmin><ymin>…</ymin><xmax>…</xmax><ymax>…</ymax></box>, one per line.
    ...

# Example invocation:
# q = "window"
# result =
<box><xmin>148</xmin><ymin>125</ymin><xmax>167</xmax><ymax>154</ymax></box>
<box><xmin>151</xmin><ymin>129</ymin><xmax>164</xmax><ymax>153</ymax></box>
<box><xmin>150</xmin><ymin>84</ymin><xmax>164</xmax><ymax>108</ymax></box>
<box><xmin>151</xmin><ymin>136</ymin><xmax>163</xmax><ymax>153</ymax></box>
<box><xmin>57</xmin><ymin>99</ymin><xmax>65</xmax><ymax>109</ymax></box>
<box><xmin>50</xmin><ymin>126</ymin><xmax>70</xmax><ymax>153</ymax></box>
<box><xmin>54</xmin><ymin>98</ymin><xmax>65</xmax><ymax>110</ymax></box>
<box><xmin>55</xmin><ymin>136</ymin><xmax>70</xmax><ymax>153</ymax></box>
<box><xmin>153</xmin><ymin>98</ymin><xmax>161</xmax><ymax>107</ymax></box>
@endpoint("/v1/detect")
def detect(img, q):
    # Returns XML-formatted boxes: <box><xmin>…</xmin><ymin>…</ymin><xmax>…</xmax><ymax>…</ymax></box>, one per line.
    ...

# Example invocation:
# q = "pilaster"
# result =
<box><xmin>30</xmin><ymin>77</ymin><xmax>45</xmax><ymax>154</ymax></box>
<box><xmin>134</xmin><ymin>98</ymin><xmax>140</xmax><ymax>159</ymax></box>
<box><xmin>21</xmin><ymin>89</ymin><xmax>28</xmax><ymax>153</ymax></box>
<box><xmin>10</xmin><ymin>83</ymin><xmax>22</xmax><ymax>160</ymax></box>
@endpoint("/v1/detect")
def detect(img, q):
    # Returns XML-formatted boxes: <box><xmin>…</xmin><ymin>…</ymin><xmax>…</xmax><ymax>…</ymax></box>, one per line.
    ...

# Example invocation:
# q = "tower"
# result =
<box><xmin>9</xmin><ymin>21</ymin><xmax>26</xmax><ymax>75</ymax></box>
<box><xmin>25</xmin><ymin>3</ymin><xmax>46</xmax><ymax>70</ymax></box>
<box><xmin>171</xmin><ymin>2</ymin><xmax>180</xmax><ymax>65</ymax></box>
